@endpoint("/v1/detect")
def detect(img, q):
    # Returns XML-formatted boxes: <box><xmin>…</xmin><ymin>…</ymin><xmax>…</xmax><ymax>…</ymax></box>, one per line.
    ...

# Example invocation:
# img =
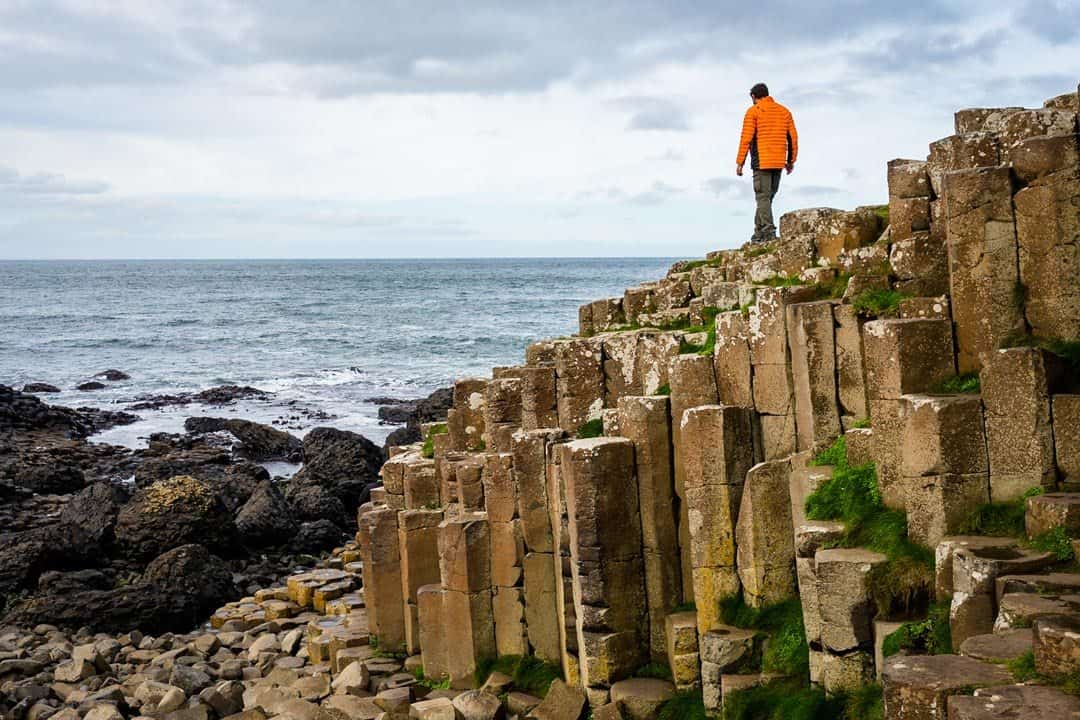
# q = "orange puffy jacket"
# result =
<box><xmin>736</xmin><ymin>96</ymin><xmax>798</xmax><ymax>171</ymax></box>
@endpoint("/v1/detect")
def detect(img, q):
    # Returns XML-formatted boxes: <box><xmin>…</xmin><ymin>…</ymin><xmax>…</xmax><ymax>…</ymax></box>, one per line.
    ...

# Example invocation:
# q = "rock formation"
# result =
<box><xmin>2</xmin><ymin>87</ymin><xmax>1080</xmax><ymax>719</ymax></box>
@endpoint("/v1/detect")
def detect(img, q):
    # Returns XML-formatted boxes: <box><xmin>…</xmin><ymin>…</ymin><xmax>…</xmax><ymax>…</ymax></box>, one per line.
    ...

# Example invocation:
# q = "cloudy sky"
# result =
<box><xmin>0</xmin><ymin>1</ymin><xmax>1076</xmax><ymax>259</ymax></box>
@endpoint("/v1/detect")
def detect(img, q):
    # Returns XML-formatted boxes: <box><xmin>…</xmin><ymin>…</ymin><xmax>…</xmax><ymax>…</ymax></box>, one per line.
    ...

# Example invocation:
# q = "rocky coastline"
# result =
<box><xmin>3</xmin><ymin>86</ymin><xmax>1080</xmax><ymax>720</ymax></box>
<box><xmin>0</xmin><ymin>382</ymin><xmax>449</xmax><ymax>638</ymax></box>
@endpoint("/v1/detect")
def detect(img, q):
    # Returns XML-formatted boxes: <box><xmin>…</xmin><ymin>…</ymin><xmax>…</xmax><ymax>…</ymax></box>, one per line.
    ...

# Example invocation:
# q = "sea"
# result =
<box><xmin>0</xmin><ymin>258</ymin><xmax>673</xmax><ymax>460</ymax></box>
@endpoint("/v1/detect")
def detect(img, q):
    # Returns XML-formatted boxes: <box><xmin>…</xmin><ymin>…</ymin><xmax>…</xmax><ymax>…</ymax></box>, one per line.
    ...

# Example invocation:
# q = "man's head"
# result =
<box><xmin>750</xmin><ymin>83</ymin><xmax>769</xmax><ymax>103</ymax></box>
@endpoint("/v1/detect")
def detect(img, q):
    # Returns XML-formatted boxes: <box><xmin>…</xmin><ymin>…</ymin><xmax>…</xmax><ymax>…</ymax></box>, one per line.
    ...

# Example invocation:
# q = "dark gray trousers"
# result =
<box><xmin>753</xmin><ymin>169</ymin><xmax>782</xmax><ymax>242</ymax></box>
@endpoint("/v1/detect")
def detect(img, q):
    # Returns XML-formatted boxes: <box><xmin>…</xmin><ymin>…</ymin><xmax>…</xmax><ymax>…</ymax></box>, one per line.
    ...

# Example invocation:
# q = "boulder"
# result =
<box><xmin>290</xmin><ymin>427</ymin><xmax>383</xmax><ymax>509</ymax></box>
<box><xmin>527</xmin><ymin>679</ymin><xmax>587</xmax><ymax>720</ymax></box>
<box><xmin>115</xmin><ymin>475</ymin><xmax>236</xmax><ymax>559</ymax></box>
<box><xmin>290</xmin><ymin>519</ymin><xmax>345</xmax><ymax>553</ymax></box>
<box><xmin>58</xmin><ymin>481</ymin><xmax>130</xmax><ymax>547</ymax></box>
<box><xmin>78</xmin><ymin>382</ymin><xmax>106</xmax><ymax>391</ymax></box>
<box><xmin>287</xmin><ymin>484</ymin><xmax>348</xmax><ymax>527</ymax></box>
<box><xmin>610</xmin><ymin>678</ymin><xmax>675</xmax><ymax>720</ymax></box>
<box><xmin>452</xmin><ymin>690</ymin><xmax>505</xmax><ymax>720</ymax></box>
<box><xmin>235</xmin><ymin>480</ymin><xmax>298</xmax><ymax>547</ymax></box>
<box><xmin>223</xmin><ymin>419</ymin><xmax>303</xmax><ymax>463</ymax></box>
<box><xmin>21</xmin><ymin>383</ymin><xmax>60</xmax><ymax>393</ymax></box>
<box><xmin>3</xmin><ymin>544</ymin><xmax>236</xmax><ymax>634</ymax></box>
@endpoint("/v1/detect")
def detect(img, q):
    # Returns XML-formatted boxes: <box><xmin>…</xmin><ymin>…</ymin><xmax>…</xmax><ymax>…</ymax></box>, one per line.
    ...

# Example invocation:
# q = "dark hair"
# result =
<box><xmin>750</xmin><ymin>83</ymin><xmax>769</xmax><ymax>99</ymax></box>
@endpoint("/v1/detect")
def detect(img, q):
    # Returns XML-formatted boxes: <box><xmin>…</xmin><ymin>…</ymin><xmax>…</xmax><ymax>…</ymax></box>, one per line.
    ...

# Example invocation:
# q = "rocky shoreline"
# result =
<box><xmin>0</xmin><ymin>382</ymin><xmax>450</xmax><ymax>641</ymax></box>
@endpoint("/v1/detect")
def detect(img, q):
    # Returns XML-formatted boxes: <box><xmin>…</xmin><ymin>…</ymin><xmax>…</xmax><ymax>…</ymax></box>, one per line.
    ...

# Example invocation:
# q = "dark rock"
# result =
<box><xmin>206</xmin><ymin>462</ymin><xmax>269</xmax><ymax>513</ymax></box>
<box><xmin>114</xmin><ymin>475</ymin><xmax>236</xmax><ymax>560</ymax></box>
<box><xmin>36</xmin><ymin>568</ymin><xmax>115</xmax><ymax>593</ymax></box>
<box><xmin>287</xmin><ymin>485</ymin><xmax>348</xmax><ymax>527</ymax></box>
<box><xmin>0</xmin><ymin>385</ymin><xmax>87</xmax><ymax>437</ymax></box>
<box><xmin>95</xmin><ymin>370</ymin><xmax>130</xmax><ymax>381</ymax></box>
<box><xmin>77</xmin><ymin>382</ymin><xmax>106</xmax><ymax>392</ymax></box>
<box><xmin>73</xmin><ymin>407</ymin><xmax>140</xmax><ymax>434</ymax></box>
<box><xmin>289</xmin><ymin>427</ymin><xmax>382</xmax><ymax>510</ymax></box>
<box><xmin>222</xmin><ymin>419</ymin><xmax>303</xmax><ymax>463</ymax></box>
<box><xmin>0</xmin><ymin>524</ymin><xmax>97</xmax><ymax>597</ymax></box>
<box><xmin>21</xmin><ymin>384</ymin><xmax>60</xmax><ymax>394</ymax></box>
<box><xmin>378</xmin><ymin>403</ymin><xmax>417</xmax><ymax>424</ymax></box>
<box><xmin>59</xmin><ymin>482</ymin><xmax>130</xmax><ymax>547</ymax></box>
<box><xmin>384</xmin><ymin>425</ymin><xmax>421</xmax><ymax>449</ymax></box>
<box><xmin>289</xmin><ymin>520</ymin><xmax>345</xmax><ymax>553</ymax></box>
<box><xmin>235</xmin><ymin>481</ymin><xmax>298</xmax><ymax>547</ymax></box>
<box><xmin>412</xmin><ymin>386</ymin><xmax>453</xmax><ymax>424</ymax></box>
<box><xmin>128</xmin><ymin>385</ymin><xmax>269</xmax><ymax>411</ymax></box>
<box><xmin>2</xmin><ymin>544</ymin><xmax>238</xmax><ymax>634</ymax></box>
<box><xmin>7</xmin><ymin>459</ymin><xmax>85</xmax><ymax>494</ymax></box>
<box><xmin>183</xmin><ymin>416</ymin><xmax>229</xmax><ymax>434</ymax></box>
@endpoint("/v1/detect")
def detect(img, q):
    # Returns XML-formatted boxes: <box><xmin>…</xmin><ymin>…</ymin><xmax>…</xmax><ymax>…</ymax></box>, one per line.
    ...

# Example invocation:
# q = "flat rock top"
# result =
<box><xmin>882</xmin><ymin>654</ymin><xmax>1012</xmax><ymax>689</ymax></box>
<box><xmin>959</xmin><ymin>629</ymin><xmax>1033</xmax><ymax>662</ymax></box>
<box><xmin>610</xmin><ymin>677</ymin><xmax>676</xmax><ymax>703</ymax></box>
<box><xmin>948</xmin><ymin>684</ymin><xmax>1080</xmax><ymax>718</ymax></box>
<box><xmin>815</xmin><ymin>547</ymin><xmax>888</xmax><ymax>564</ymax></box>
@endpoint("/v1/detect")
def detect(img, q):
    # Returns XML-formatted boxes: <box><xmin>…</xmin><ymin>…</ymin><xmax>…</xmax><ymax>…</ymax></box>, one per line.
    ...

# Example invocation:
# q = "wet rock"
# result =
<box><xmin>0</xmin><ymin>524</ymin><xmax>96</xmax><ymax>597</ymax></box>
<box><xmin>115</xmin><ymin>475</ymin><xmax>236</xmax><ymax>559</ymax></box>
<box><xmin>183</xmin><ymin>417</ymin><xmax>229</xmax><ymax>435</ymax></box>
<box><xmin>95</xmin><ymin>370</ymin><xmax>130</xmax><ymax>381</ymax></box>
<box><xmin>235</xmin><ymin>481</ymin><xmax>299</xmax><ymax>547</ymax></box>
<box><xmin>286</xmin><ymin>485</ymin><xmax>348</xmax><ymax>527</ymax></box>
<box><xmin>129</xmin><ymin>385</ymin><xmax>270</xmax><ymax>411</ymax></box>
<box><xmin>289</xmin><ymin>428</ymin><xmax>382</xmax><ymax>510</ymax></box>
<box><xmin>3</xmin><ymin>544</ymin><xmax>236</xmax><ymax>634</ymax></box>
<box><xmin>7</xmin><ymin>459</ymin><xmax>85</xmax><ymax>494</ymax></box>
<box><xmin>21</xmin><ymin>384</ymin><xmax>60</xmax><ymax>394</ymax></box>
<box><xmin>222</xmin><ymin>420</ymin><xmax>303</xmax><ymax>463</ymax></box>
<box><xmin>77</xmin><ymin>382</ymin><xmax>106</xmax><ymax>392</ymax></box>
<box><xmin>58</xmin><ymin>482</ymin><xmax>130</xmax><ymax>547</ymax></box>
<box><xmin>290</xmin><ymin>520</ymin><xmax>345</xmax><ymax>554</ymax></box>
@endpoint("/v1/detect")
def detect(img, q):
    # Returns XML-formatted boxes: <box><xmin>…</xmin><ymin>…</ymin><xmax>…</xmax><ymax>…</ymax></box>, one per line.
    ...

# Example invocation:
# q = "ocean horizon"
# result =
<box><xmin>1</xmin><ymin>257</ymin><xmax>676</xmax><ymax>450</ymax></box>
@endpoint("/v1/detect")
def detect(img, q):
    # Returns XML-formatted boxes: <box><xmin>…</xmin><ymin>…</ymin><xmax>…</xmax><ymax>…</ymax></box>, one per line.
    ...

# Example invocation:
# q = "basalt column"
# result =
<box><xmin>617</xmin><ymin>395</ymin><xmax>683</xmax><ymax>660</ymax></box>
<box><xmin>558</xmin><ymin>437</ymin><xmax>648</xmax><ymax>703</ymax></box>
<box><xmin>680</xmin><ymin>405</ymin><xmax>755</xmax><ymax>636</ymax></box>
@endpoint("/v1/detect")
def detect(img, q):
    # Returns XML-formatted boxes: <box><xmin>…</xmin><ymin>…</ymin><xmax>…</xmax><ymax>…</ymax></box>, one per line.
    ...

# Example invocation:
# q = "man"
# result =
<box><xmin>736</xmin><ymin>83</ymin><xmax>798</xmax><ymax>243</ymax></box>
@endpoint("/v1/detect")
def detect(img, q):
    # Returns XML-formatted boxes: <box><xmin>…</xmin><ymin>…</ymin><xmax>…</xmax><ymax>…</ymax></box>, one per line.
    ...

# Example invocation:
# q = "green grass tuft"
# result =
<box><xmin>634</xmin><ymin>662</ymin><xmax>673</xmax><ymax>680</ymax></box>
<box><xmin>882</xmin><ymin>602</ymin><xmax>952</xmax><ymax>658</ymax></box>
<box><xmin>930</xmin><ymin>373</ymin><xmax>981</xmax><ymax>394</ymax></box>
<box><xmin>1028</xmin><ymin>527</ymin><xmax>1075</xmax><ymax>561</ymax></box>
<box><xmin>740</xmin><ymin>302</ymin><xmax>754</xmax><ymax>318</ymax></box>
<box><xmin>659</xmin><ymin>689</ymin><xmax>709</xmax><ymax>720</ymax></box>
<box><xmin>576</xmin><ymin>418</ymin><xmax>604</xmax><ymax>439</ymax></box>
<box><xmin>744</xmin><ymin>244</ymin><xmax>774</xmax><ymax>258</ymax></box>
<box><xmin>805</xmin><ymin>456</ymin><xmax>933</xmax><ymax>616</ymax></box>
<box><xmin>722</xmin><ymin>679</ymin><xmax>883</xmax><ymax>720</ymax></box>
<box><xmin>810</xmin><ymin>435</ymin><xmax>846</xmax><ymax>467</ymax></box>
<box><xmin>852</xmin><ymin>288</ymin><xmax>908</xmax><ymax>318</ymax></box>
<box><xmin>852</xmin><ymin>417</ymin><xmax>872</xmax><ymax>429</ymax></box>
<box><xmin>961</xmin><ymin>487</ymin><xmax>1044</xmax><ymax>537</ymax></box>
<box><xmin>1008</xmin><ymin>650</ymin><xmax>1037</xmax><ymax>682</ymax></box>
<box><xmin>474</xmin><ymin>654</ymin><xmax>563</xmax><ymax>697</ymax></box>
<box><xmin>759</xmin><ymin>275</ymin><xmax>806</xmax><ymax>288</ymax></box>
<box><xmin>719</xmin><ymin>595</ymin><xmax>809</xmax><ymax>677</ymax></box>
<box><xmin>421</xmin><ymin>422</ymin><xmax>448</xmax><ymax>458</ymax></box>
<box><xmin>871</xmin><ymin>204</ymin><xmax>890</xmax><ymax>226</ymax></box>
<box><xmin>656</xmin><ymin>384</ymin><xmax>672</xmax><ymax>396</ymax></box>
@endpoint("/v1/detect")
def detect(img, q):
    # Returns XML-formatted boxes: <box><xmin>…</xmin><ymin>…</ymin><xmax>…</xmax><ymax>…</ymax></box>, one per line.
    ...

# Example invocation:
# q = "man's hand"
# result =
<box><xmin>736</xmin><ymin>164</ymin><xmax>744</xmax><ymax>177</ymax></box>
<box><xmin>785</xmin><ymin>163</ymin><xmax>794</xmax><ymax>175</ymax></box>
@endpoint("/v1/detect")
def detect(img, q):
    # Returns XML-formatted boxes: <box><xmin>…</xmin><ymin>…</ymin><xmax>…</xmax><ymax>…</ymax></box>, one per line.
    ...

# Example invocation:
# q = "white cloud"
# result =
<box><xmin>0</xmin><ymin>1</ymin><xmax>1076</xmax><ymax>258</ymax></box>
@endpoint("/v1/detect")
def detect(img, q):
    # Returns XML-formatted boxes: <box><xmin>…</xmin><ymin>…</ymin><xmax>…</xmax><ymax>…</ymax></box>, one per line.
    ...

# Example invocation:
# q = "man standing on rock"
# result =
<box><xmin>736</xmin><ymin>83</ymin><xmax>799</xmax><ymax>244</ymax></box>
